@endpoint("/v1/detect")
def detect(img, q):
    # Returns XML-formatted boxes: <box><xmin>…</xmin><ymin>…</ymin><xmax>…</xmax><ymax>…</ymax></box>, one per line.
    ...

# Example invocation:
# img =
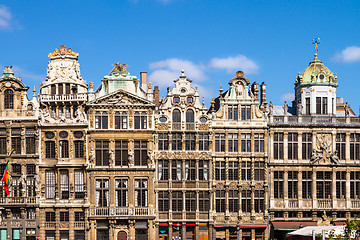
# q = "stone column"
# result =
<box><xmin>69</xmin><ymin>209</ymin><xmax>74</xmax><ymax>240</ymax></box>
<box><xmin>284</xmin><ymin>132</ymin><xmax>288</xmax><ymax>161</ymax></box>
<box><xmin>346</xmin><ymin>170</ymin><xmax>351</xmax><ymax>208</ymax></box>
<box><xmin>312</xmin><ymin>170</ymin><xmax>317</xmax><ymax>208</ymax></box>
<box><xmin>346</xmin><ymin>133</ymin><xmax>350</xmax><ymax>162</ymax></box>
<box><xmin>298</xmin><ymin>171</ymin><xmax>303</xmax><ymax>208</ymax></box>
<box><xmin>109</xmin><ymin>176</ymin><xmax>115</xmax><ymax>208</ymax></box>
<box><xmin>225</xmin><ymin>131</ymin><xmax>229</xmax><ymax>152</ymax></box>
<box><xmin>298</xmin><ymin>133</ymin><xmax>302</xmax><ymax>161</ymax></box>
<box><xmin>332</xmin><ymin>170</ymin><xmax>337</xmax><ymax>201</ymax></box>
<box><xmin>251</xmin><ymin>132</ymin><xmax>255</xmax><ymax>152</ymax></box>
<box><xmin>284</xmin><ymin>170</ymin><xmax>288</xmax><ymax>207</ymax></box>
<box><xmin>269</xmin><ymin>170</ymin><xmax>274</xmax><ymax>208</ymax></box>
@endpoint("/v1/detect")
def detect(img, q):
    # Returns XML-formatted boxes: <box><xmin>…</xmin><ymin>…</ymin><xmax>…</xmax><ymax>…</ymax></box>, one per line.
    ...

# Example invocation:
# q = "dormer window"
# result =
<box><xmin>187</xmin><ymin>97</ymin><xmax>193</xmax><ymax>103</ymax></box>
<box><xmin>181</xmin><ymin>89</ymin><xmax>186</xmax><ymax>93</ymax></box>
<box><xmin>316</xmin><ymin>97</ymin><xmax>327</xmax><ymax>115</ymax></box>
<box><xmin>319</xmin><ymin>74</ymin><xmax>325</xmax><ymax>80</ymax></box>
<box><xmin>228</xmin><ymin>105</ymin><xmax>238</xmax><ymax>120</ymax></box>
<box><xmin>173</xmin><ymin>97</ymin><xmax>180</xmax><ymax>103</ymax></box>
<box><xmin>4</xmin><ymin>89</ymin><xmax>14</xmax><ymax>109</ymax></box>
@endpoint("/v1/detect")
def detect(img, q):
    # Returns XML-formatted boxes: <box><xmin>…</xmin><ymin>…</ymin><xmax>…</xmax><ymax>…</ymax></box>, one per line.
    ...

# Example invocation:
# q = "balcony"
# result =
<box><xmin>288</xmin><ymin>199</ymin><xmax>298</xmax><ymax>208</ymax></box>
<box><xmin>89</xmin><ymin>207</ymin><xmax>152</xmax><ymax>217</ymax></box>
<box><xmin>45</xmin><ymin>222</ymin><xmax>56</xmax><ymax>229</ymax></box>
<box><xmin>0</xmin><ymin>197</ymin><xmax>38</xmax><ymax>205</ymax></box>
<box><xmin>74</xmin><ymin>222</ymin><xmax>85</xmax><ymax>229</ymax></box>
<box><xmin>317</xmin><ymin>199</ymin><xmax>332</xmax><ymax>209</ymax></box>
<box><xmin>351</xmin><ymin>200</ymin><xmax>360</xmax><ymax>208</ymax></box>
<box><xmin>39</xmin><ymin>93</ymin><xmax>87</xmax><ymax>102</ymax></box>
<box><xmin>271</xmin><ymin>116</ymin><xmax>359</xmax><ymax>124</ymax></box>
<box><xmin>0</xmin><ymin>110</ymin><xmax>36</xmax><ymax>118</ymax></box>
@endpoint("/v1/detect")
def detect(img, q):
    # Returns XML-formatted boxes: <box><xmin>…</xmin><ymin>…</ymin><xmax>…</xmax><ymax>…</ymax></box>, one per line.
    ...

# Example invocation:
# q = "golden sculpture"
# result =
<box><xmin>48</xmin><ymin>45</ymin><xmax>79</xmax><ymax>58</ymax></box>
<box><xmin>112</xmin><ymin>62</ymin><xmax>128</xmax><ymax>72</ymax></box>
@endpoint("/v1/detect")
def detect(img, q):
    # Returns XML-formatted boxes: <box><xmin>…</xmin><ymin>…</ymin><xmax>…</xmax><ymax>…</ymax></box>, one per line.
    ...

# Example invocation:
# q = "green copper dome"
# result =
<box><xmin>295</xmin><ymin>54</ymin><xmax>337</xmax><ymax>88</ymax></box>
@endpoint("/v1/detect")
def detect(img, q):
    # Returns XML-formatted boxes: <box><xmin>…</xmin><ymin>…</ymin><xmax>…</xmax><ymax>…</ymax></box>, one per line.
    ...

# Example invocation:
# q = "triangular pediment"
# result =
<box><xmin>88</xmin><ymin>89</ymin><xmax>154</xmax><ymax>107</ymax></box>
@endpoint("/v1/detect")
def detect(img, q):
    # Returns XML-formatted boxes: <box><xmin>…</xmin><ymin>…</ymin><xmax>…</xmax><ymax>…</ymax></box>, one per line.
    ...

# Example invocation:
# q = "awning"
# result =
<box><xmin>272</xmin><ymin>222</ymin><xmax>317</xmax><ymax>231</ymax></box>
<box><xmin>334</xmin><ymin>222</ymin><xmax>345</xmax><ymax>226</ymax></box>
<box><xmin>159</xmin><ymin>223</ymin><xmax>168</xmax><ymax>227</ymax></box>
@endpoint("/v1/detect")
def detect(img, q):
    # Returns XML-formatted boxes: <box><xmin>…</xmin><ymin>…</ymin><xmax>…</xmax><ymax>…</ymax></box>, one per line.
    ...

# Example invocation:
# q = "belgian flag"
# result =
<box><xmin>2</xmin><ymin>149</ymin><xmax>14</xmax><ymax>196</ymax></box>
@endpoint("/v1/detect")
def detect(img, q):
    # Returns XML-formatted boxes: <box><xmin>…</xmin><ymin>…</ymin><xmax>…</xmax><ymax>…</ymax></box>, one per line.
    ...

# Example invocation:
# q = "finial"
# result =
<box><xmin>202</xmin><ymin>96</ymin><xmax>205</xmax><ymax>105</ymax></box>
<box><xmin>181</xmin><ymin>70</ymin><xmax>185</xmax><ymax>76</ymax></box>
<box><xmin>33</xmin><ymin>86</ymin><xmax>36</xmax><ymax>97</ymax></box>
<box><xmin>219</xmin><ymin>84</ymin><xmax>223</xmax><ymax>96</ymax></box>
<box><xmin>312</xmin><ymin>38</ymin><xmax>320</xmax><ymax>54</ymax></box>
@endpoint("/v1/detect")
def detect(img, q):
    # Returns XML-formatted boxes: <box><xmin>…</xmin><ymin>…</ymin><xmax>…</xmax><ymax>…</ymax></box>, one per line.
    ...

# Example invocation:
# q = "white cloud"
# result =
<box><xmin>208</xmin><ymin>55</ymin><xmax>259</xmax><ymax>74</ymax></box>
<box><xmin>333</xmin><ymin>46</ymin><xmax>360</xmax><ymax>63</ymax></box>
<box><xmin>11</xmin><ymin>65</ymin><xmax>44</xmax><ymax>82</ymax></box>
<box><xmin>281</xmin><ymin>93</ymin><xmax>294</xmax><ymax>102</ymax></box>
<box><xmin>0</xmin><ymin>5</ymin><xmax>12</xmax><ymax>29</ymax></box>
<box><xmin>148</xmin><ymin>58</ymin><xmax>207</xmax><ymax>87</ymax></box>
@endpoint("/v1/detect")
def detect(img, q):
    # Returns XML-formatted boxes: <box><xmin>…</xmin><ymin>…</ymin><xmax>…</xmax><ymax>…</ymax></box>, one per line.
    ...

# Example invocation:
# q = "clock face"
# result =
<box><xmin>5</xmin><ymin>82</ymin><xmax>11</xmax><ymax>87</ymax></box>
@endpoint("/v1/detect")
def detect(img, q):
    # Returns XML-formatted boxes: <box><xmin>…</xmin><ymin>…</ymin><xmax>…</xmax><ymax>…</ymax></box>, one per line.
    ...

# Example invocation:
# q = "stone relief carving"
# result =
<box><xmin>128</xmin><ymin>149</ymin><xmax>134</xmax><ymax>167</ymax></box>
<box><xmin>310</xmin><ymin>134</ymin><xmax>339</xmax><ymax>164</ymax></box>
<box><xmin>88</xmin><ymin>148</ymin><xmax>95</xmax><ymax>168</ymax></box>
<box><xmin>109</xmin><ymin>149</ymin><xmax>115</xmax><ymax>167</ymax></box>
<box><xmin>147</xmin><ymin>149</ymin><xmax>155</xmax><ymax>168</ymax></box>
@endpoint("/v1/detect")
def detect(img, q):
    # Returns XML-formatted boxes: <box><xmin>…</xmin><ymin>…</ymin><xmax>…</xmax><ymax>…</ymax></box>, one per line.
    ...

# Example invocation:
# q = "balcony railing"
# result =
<box><xmin>318</xmin><ymin>199</ymin><xmax>332</xmax><ymax>209</ymax></box>
<box><xmin>0</xmin><ymin>197</ymin><xmax>38</xmax><ymax>204</ymax></box>
<box><xmin>45</xmin><ymin>222</ymin><xmax>56</xmax><ymax>229</ymax></box>
<box><xmin>0</xmin><ymin>110</ymin><xmax>36</xmax><ymax>118</ymax></box>
<box><xmin>288</xmin><ymin>199</ymin><xmax>298</xmax><ymax>208</ymax></box>
<box><xmin>186</xmin><ymin>123</ymin><xmax>195</xmax><ymax>130</ymax></box>
<box><xmin>172</xmin><ymin>123</ymin><xmax>181</xmax><ymax>130</ymax></box>
<box><xmin>39</xmin><ymin>93</ymin><xmax>87</xmax><ymax>102</ymax></box>
<box><xmin>271</xmin><ymin>116</ymin><xmax>359</xmax><ymax>124</ymax></box>
<box><xmin>74</xmin><ymin>222</ymin><xmax>85</xmax><ymax>229</ymax></box>
<box><xmin>89</xmin><ymin>207</ymin><xmax>151</xmax><ymax>217</ymax></box>
<box><xmin>351</xmin><ymin>200</ymin><xmax>360</xmax><ymax>208</ymax></box>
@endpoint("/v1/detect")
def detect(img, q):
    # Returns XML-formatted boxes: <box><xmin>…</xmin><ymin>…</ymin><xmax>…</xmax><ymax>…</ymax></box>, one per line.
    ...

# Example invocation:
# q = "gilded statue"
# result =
<box><xmin>112</xmin><ymin>62</ymin><xmax>128</xmax><ymax>72</ymax></box>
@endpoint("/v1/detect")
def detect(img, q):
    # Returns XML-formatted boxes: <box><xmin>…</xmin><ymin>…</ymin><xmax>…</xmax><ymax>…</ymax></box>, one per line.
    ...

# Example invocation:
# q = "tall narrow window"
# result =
<box><xmin>254</xmin><ymin>190</ymin><xmax>264</xmax><ymax>213</ymax></box>
<box><xmin>65</xmin><ymin>83</ymin><xmax>70</xmax><ymax>94</ymax></box>
<box><xmin>51</xmin><ymin>85</ymin><xmax>56</xmax><ymax>95</ymax></box>
<box><xmin>74</xmin><ymin>141</ymin><xmax>84</xmax><ymax>158</ymax></box>
<box><xmin>172</xmin><ymin>109</ymin><xmax>181</xmax><ymax>130</ymax></box>
<box><xmin>185</xmin><ymin>133</ymin><xmax>196</xmax><ymax>150</ymax></box>
<box><xmin>350</xmin><ymin>172</ymin><xmax>360</xmax><ymax>199</ymax></box>
<box><xmin>171</xmin><ymin>160</ymin><xmax>182</xmax><ymax>181</ymax></box>
<box><xmin>302</xmin><ymin>133</ymin><xmax>312</xmax><ymax>160</ymax></box>
<box><xmin>199</xmin><ymin>134</ymin><xmax>209</xmax><ymax>151</ymax></box>
<box><xmin>26</xmin><ymin>178</ymin><xmax>36</xmax><ymax>198</ymax></box>
<box><xmin>134</xmin><ymin>140</ymin><xmax>147</xmax><ymax>166</ymax></box>
<box><xmin>254</xmin><ymin>162</ymin><xmax>264</xmax><ymax>181</ymax></box>
<box><xmin>95</xmin><ymin>112</ymin><xmax>108</xmax><ymax>129</ymax></box>
<box><xmin>186</xmin><ymin>109</ymin><xmax>195</xmax><ymax>130</ymax></box>
<box><xmin>274</xmin><ymin>171</ymin><xmax>284</xmax><ymax>198</ymax></box>
<box><xmin>288</xmin><ymin>133</ymin><xmax>298</xmax><ymax>160</ymax></box>
<box><xmin>241</xmin><ymin>190</ymin><xmax>251</xmax><ymax>213</ymax></box>
<box><xmin>241</xmin><ymin>106</ymin><xmax>251</xmax><ymax>120</ymax></box>
<box><xmin>59</xmin><ymin>140</ymin><xmax>69</xmax><ymax>158</ymax></box>
<box><xmin>185</xmin><ymin>191</ymin><xmax>196</xmax><ymax>212</ymax></box>
<box><xmin>228</xmin><ymin>162</ymin><xmax>239</xmax><ymax>181</ymax></box>
<box><xmin>60</xmin><ymin>170</ymin><xmax>69</xmax><ymax>199</ymax></box>
<box><xmin>115</xmin><ymin>179</ymin><xmax>128</xmax><ymax>207</ymax></box>
<box><xmin>158</xmin><ymin>160</ymin><xmax>169</xmax><ymax>181</ymax></box>
<box><xmin>228</xmin><ymin>105</ymin><xmax>238</xmax><ymax>120</ymax></box>
<box><xmin>199</xmin><ymin>191</ymin><xmax>209</xmax><ymax>212</ymax></box>
<box><xmin>135</xmin><ymin>179</ymin><xmax>147</xmax><ymax>207</ymax></box>
<box><xmin>74</xmin><ymin>170</ymin><xmax>84</xmax><ymax>199</ymax></box>
<box><xmin>185</xmin><ymin>160</ymin><xmax>196</xmax><ymax>181</ymax></box>
<box><xmin>46</xmin><ymin>171</ymin><xmax>56</xmax><ymax>199</ymax></box>
<box><xmin>336</xmin><ymin>171</ymin><xmax>346</xmax><ymax>199</ymax></box>
<box><xmin>302</xmin><ymin>171</ymin><xmax>312</xmax><ymax>199</ymax></box>
<box><xmin>115</xmin><ymin>112</ymin><xmax>128</xmax><ymax>129</ymax></box>
<box><xmin>172</xmin><ymin>191</ymin><xmax>182</xmax><ymax>212</ymax></box>
<box><xmin>274</xmin><ymin>133</ymin><xmax>284</xmax><ymax>160</ymax></box>
<box><xmin>228</xmin><ymin>133</ymin><xmax>238</xmax><ymax>152</ymax></box>
<box><xmin>134</xmin><ymin>112</ymin><xmax>147</xmax><ymax>129</ymax></box>
<box><xmin>58</xmin><ymin>84</ymin><xmax>63</xmax><ymax>95</ymax></box>
<box><xmin>11</xmin><ymin>137</ymin><xmax>21</xmax><ymax>154</ymax></box>
<box><xmin>198</xmin><ymin>160</ymin><xmax>208</xmax><ymax>181</ymax></box>
<box><xmin>95</xmin><ymin>140</ymin><xmax>109</xmax><ymax>166</ymax></box>
<box><xmin>241</xmin><ymin>161</ymin><xmax>251</xmax><ymax>181</ymax></box>
<box><xmin>254</xmin><ymin>133</ymin><xmax>264</xmax><ymax>152</ymax></box>
<box><xmin>316</xmin><ymin>171</ymin><xmax>332</xmax><ymax>199</ymax></box>
<box><xmin>228</xmin><ymin>190</ymin><xmax>239</xmax><ymax>212</ymax></box>
<box><xmin>216</xmin><ymin>190</ymin><xmax>225</xmax><ymax>213</ymax></box>
<box><xmin>172</xmin><ymin>133</ymin><xmax>182</xmax><ymax>151</ymax></box>
<box><xmin>45</xmin><ymin>141</ymin><xmax>55</xmax><ymax>158</ymax></box>
<box><xmin>4</xmin><ymin>89</ymin><xmax>14</xmax><ymax>109</ymax></box>
<box><xmin>350</xmin><ymin>133</ymin><xmax>360</xmax><ymax>160</ymax></box>
<box><xmin>115</xmin><ymin>140</ymin><xmax>128</xmax><ymax>166</ymax></box>
<box><xmin>0</xmin><ymin>129</ymin><xmax>6</xmax><ymax>154</ymax></box>
<box><xmin>26</xmin><ymin>137</ymin><xmax>35</xmax><ymax>154</ymax></box>
<box><xmin>158</xmin><ymin>133</ymin><xmax>169</xmax><ymax>151</ymax></box>
<box><xmin>288</xmin><ymin>171</ymin><xmax>298</xmax><ymax>199</ymax></box>
<box><xmin>215</xmin><ymin>161</ymin><xmax>225</xmax><ymax>181</ymax></box>
<box><xmin>96</xmin><ymin>179</ymin><xmax>109</xmax><ymax>207</ymax></box>
<box><xmin>241</xmin><ymin>133</ymin><xmax>251</xmax><ymax>152</ymax></box>
<box><xmin>158</xmin><ymin>191</ymin><xmax>169</xmax><ymax>212</ymax></box>
<box><xmin>305</xmin><ymin>98</ymin><xmax>310</xmax><ymax>115</ymax></box>
<box><xmin>336</xmin><ymin>133</ymin><xmax>346</xmax><ymax>160</ymax></box>
<box><xmin>316</xmin><ymin>97</ymin><xmax>328</xmax><ymax>115</ymax></box>
<box><xmin>215</xmin><ymin>133</ymin><xmax>225</xmax><ymax>152</ymax></box>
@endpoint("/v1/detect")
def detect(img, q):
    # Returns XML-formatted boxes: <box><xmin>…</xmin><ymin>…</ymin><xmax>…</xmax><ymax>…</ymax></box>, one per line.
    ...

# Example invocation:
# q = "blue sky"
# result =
<box><xmin>1</xmin><ymin>0</ymin><xmax>360</xmax><ymax>110</ymax></box>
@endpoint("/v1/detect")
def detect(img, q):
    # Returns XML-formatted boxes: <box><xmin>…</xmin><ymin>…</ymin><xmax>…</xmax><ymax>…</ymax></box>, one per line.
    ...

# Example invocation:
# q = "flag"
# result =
<box><xmin>2</xmin><ymin>149</ymin><xmax>14</xmax><ymax>196</ymax></box>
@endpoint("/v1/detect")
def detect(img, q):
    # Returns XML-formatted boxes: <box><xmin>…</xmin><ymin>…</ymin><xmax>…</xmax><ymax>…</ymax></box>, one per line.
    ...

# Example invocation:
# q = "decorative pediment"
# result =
<box><xmin>310</xmin><ymin>134</ymin><xmax>340</xmax><ymax>165</ymax></box>
<box><xmin>89</xmin><ymin>89</ymin><xmax>154</xmax><ymax>106</ymax></box>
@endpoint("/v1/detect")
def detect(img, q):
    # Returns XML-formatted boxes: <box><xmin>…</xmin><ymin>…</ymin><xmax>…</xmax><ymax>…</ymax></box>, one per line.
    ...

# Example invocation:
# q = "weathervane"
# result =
<box><xmin>312</xmin><ymin>38</ymin><xmax>321</xmax><ymax>53</ymax></box>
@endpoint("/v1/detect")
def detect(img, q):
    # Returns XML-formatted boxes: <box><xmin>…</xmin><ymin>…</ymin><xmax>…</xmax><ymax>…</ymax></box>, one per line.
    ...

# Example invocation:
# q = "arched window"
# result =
<box><xmin>172</xmin><ymin>109</ymin><xmax>181</xmax><ymax>130</ymax></box>
<box><xmin>4</xmin><ymin>89</ymin><xmax>14</xmax><ymax>109</ymax></box>
<box><xmin>186</xmin><ymin>109</ymin><xmax>195</xmax><ymax>130</ymax></box>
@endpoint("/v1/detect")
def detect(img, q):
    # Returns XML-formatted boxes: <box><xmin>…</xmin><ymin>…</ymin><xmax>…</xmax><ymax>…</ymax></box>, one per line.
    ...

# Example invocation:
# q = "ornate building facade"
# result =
<box><xmin>0</xmin><ymin>45</ymin><xmax>360</xmax><ymax>240</ymax></box>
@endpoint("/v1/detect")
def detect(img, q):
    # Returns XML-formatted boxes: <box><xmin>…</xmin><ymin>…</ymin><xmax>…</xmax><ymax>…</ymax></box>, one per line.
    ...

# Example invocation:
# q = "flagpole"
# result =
<box><xmin>6</xmin><ymin>149</ymin><xmax>14</xmax><ymax>165</ymax></box>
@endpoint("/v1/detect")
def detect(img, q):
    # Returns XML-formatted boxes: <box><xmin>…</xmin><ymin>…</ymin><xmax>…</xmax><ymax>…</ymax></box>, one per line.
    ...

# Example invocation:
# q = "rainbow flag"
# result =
<box><xmin>2</xmin><ymin>149</ymin><xmax>13</xmax><ymax>196</ymax></box>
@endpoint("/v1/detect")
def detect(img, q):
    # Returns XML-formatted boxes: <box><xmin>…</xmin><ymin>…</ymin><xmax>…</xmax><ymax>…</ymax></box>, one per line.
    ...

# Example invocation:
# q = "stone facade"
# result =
<box><xmin>0</xmin><ymin>45</ymin><xmax>360</xmax><ymax>240</ymax></box>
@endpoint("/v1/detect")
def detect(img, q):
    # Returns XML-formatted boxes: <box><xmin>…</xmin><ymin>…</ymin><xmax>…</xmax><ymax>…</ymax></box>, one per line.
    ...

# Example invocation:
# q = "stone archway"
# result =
<box><xmin>117</xmin><ymin>231</ymin><xmax>127</xmax><ymax>240</ymax></box>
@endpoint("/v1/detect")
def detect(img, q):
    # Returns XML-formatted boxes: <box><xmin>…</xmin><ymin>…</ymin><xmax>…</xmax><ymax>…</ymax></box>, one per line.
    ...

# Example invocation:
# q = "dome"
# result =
<box><xmin>295</xmin><ymin>54</ymin><xmax>337</xmax><ymax>88</ymax></box>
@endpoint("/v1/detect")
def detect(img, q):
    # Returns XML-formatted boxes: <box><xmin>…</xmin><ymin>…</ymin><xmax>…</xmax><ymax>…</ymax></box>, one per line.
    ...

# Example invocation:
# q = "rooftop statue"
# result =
<box><xmin>112</xmin><ymin>62</ymin><xmax>128</xmax><ymax>72</ymax></box>
<box><xmin>48</xmin><ymin>45</ymin><xmax>79</xmax><ymax>58</ymax></box>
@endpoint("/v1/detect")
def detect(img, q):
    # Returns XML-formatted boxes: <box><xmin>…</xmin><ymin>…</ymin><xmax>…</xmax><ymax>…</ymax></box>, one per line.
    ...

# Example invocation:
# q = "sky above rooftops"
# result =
<box><xmin>1</xmin><ymin>0</ymin><xmax>360</xmax><ymax>111</ymax></box>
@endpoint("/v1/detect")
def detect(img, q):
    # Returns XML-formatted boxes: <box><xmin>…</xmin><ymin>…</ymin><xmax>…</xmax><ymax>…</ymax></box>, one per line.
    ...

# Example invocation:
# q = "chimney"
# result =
<box><xmin>260</xmin><ymin>82</ymin><xmax>267</xmax><ymax>110</ymax></box>
<box><xmin>140</xmin><ymin>72</ymin><xmax>147</xmax><ymax>90</ymax></box>
<box><xmin>154</xmin><ymin>86</ymin><xmax>160</xmax><ymax>107</ymax></box>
